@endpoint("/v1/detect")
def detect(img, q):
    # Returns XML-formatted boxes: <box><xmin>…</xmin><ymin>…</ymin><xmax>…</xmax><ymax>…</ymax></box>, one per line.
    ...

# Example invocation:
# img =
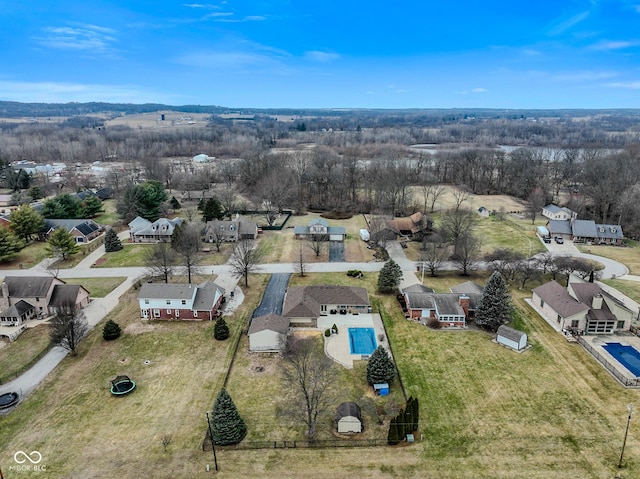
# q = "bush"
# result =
<box><xmin>428</xmin><ymin>318</ymin><xmax>442</xmax><ymax>329</ymax></box>
<box><xmin>331</xmin><ymin>323</ymin><xmax>338</xmax><ymax>334</ymax></box>
<box><xmin>324</xmin><ymin>328</ymin><xmax>331</xmax><ymax>337</ymax></box>
<box><xmin>214</xmin><ymin>318</ymin><xmax>230</xmax><ymax>340</ymax></box>
<box><xmin>102</xmin><ymin>319</ymin><xmax>122</xmax><ymax>340</ymax></box>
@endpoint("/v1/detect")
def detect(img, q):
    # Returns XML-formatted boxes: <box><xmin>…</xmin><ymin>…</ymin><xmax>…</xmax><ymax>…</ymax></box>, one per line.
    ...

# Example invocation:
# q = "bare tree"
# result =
<box><xmin>439</xmin><ymin>208</ymin><xmax>477</xmax><ymax>256</ymax></box>
<box><xmin>452</xmin><ymin>232</ymin><xmax>480</xmax><ymax>276</ymax></box>
<box><xmin>422</xmin><ymin>183</ymin><xmax>446</xmax><ymax>213</ymax></box>
<box><xmin>294</xmin><ymin>243</ymin><xmax>309</xmax><ymax>277</ymax></box>
<box><xmin>308</xmin><ymin>234</ymin><xmax>326</xmax><ymax>258</ymax></box>
<box><xmin>526</xmin><ymin>188</ymin><xmax>547</xmax><ymax>224</ymax></box>
<box><xmin>49</xmin><ymin>300</ymin><xmax>88</xmax><ymax>356</ymax></box>
<box><xmin>145</xmin><ymin>241</ymin><xmax>177</xmax><ymax>283</ymax></box>
<box><xmin>171</xmin><ymin>222</ymin><xmax>202</xmax><ymax>284</ymax></box>
<box><xmin>228</xmin><ymin>240</ymin><xmax>263</xmax><ymax>287</ymax></box>
<box><xmin>420</xmin><ymin>241</ymin><xmax>448</xmax><ymax>277</ymax></box>
<box><xmin>281</xmin><ymin>336</ymin><xmax>338</xmax><ymax>439</ymax></box>
<box><xmin>451</xmin><ymin>189</ymin><xmax>470</xmax><ymax>211</ymax></box>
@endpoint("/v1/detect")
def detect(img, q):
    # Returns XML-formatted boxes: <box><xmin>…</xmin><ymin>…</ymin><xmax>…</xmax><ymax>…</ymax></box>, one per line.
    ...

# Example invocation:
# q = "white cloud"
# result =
<box><xmin>215</xmin><ymin>15</ymin><xmax>266</xmax><ymax>22</ymax></box>
<box><xmin>590</xmin><ymin>40</ymin><xmax>639</xmax><ymax>51</ymax></box>
<box><xmin>34</xmin><ymin>24</ymin><xmax>118</xmax><ymax>53</ymax></box>
<box><xmin>554</xmin><ymin>70</ymin><xmax>618</xmax><ymax>82</ymax></box>
<box><xmin>608</xmin><ymin>81</ymin><xmax>640</xmax><ymax>89</ymax></box>
<box><xmin>0</xmin><ymin>80</ymin><xmax>169</xmax><ymax>103</ymax></box>
<box><xmin>547</xmin><ymin>10</ymin><xmax>590</xmax><ymax>36</ymax></box>
<box><xmin>471</xmin><ymin>88</ymin><xmax>487</xmax><ymax>93</ymax></box>
<box><xmin>183</xmin><ymin>3</ymin><xmax>221</xmax><ymax>8</ymax></box>
<box><xmin>304</xmin><ymin>51</ymin><xmax>339</xmax><ymax>62</ymax></box>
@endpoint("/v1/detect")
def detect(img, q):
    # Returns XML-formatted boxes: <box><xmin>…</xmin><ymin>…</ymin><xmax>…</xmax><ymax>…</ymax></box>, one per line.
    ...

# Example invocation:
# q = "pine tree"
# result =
<box><xmin>0</xmin><ymin>227</ymin><xmax>24</xmax><ymax>262</ymax></box>
<box><xmin>377</xmin><ymin>259</ymin><xmax>403</xmax><ymax>293</ymax></box>
<box><xmin>170</xmin><ymin>196</ymin><xmax>181</xmax><ymax>211</ymax></box>
<box><xmin>475</xmin><ymin>271</ymin><xmax>513</xmax><ymax>332</ymax></box>
<box><xmin>387</xmin><ymin>416</ymin><xmax>400</xmax><ymax>445</ymax></box>
<box><xmin>404</xmin><ymin>404</ymin><xmax>414</xmax><ymax>434</ymax></box>
<box><xmin>102</xmin><ymin>319</ymin><xmax>122</xmax><ymax>340</ymax></box>
<box><xmin>366</xmin><ymin>345</ymin><xmax>396</xmax><ymax>385</ymax></box>
<box><xmin>211</xmin><ymin>388</ymin><xmax>247</xmax><ymax>445</ymax></box>
<box><xmin>104</xmin><ymin>228</ymin><xmax>123</xmax><ymax>252</ymax></box>
<box><xmin>202</xmin><ymin>197</ymin><xmax>225</xmax><ymax>222</ymax></box>
<box><xmin>412</xmin><ymin>397</ymin><xmax>420</xmax><ymax>432</ymax></box>
<box><xmin>46</xmin><ymin>228</ymin><xmax>81</xmax><ymax>260</ymax></box>
<box><xmin>214</xmin><ymin>317</ymin><xmax>230</xmax><ymax>340</ymax></box>
<box><xmin>395</xmin><ymin>410</ymin><xmax>405</xmax><ymax>440</ymax></box>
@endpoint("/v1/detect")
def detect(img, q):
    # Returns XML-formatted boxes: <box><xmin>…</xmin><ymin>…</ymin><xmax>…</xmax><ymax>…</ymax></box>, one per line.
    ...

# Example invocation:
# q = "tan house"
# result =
<box><xmin>204</xmin><ymin>214</ymin><xmax>258</xmax><ymax>243</ymax></box>
<box><xmin>282</xmin><ymin>285</ymin><xmax>370</xmax><ymax>326</ymax></box>
<box><xmin>248</xmin><ymin>313</ymin><xmax>290</xmax><ymax>352</ymax></box>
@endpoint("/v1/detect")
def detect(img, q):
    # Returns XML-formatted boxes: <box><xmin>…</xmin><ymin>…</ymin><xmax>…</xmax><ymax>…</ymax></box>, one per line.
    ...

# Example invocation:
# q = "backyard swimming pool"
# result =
<box><xmin>603</xmin><ymin>343</ymin><xmax>640</xmax><ymax>377</ymax></box>
<box><xmin>348</xmin><ymin>328</ymin><xmax>377</xmax><ymax>355</ymax></box>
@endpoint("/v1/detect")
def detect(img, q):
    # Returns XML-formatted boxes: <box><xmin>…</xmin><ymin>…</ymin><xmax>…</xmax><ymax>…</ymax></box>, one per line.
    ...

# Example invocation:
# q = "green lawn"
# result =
<box><xmin>96</xmin><ymin>242</ymin><xmax>233</xmax><ymax>268</ymax></box>
<box><xmin>0</xmin><ymin>325</ymin><xmax>52</xmax><ymax>385</ymax></box>
<box><xmin>1</xmin><ymin>240</ymin><xmax>49</xmax><ymax>269</ymax></box>
<box><xmin>601</xmin><ymin>278</ymin><xmax>640</xmax><ymax>303</ymax></box>
<box><xmin>579</xmin><ymin>241</ymin><xmax>640</xmax><ymax>274</ymax></box>
<box><xmin>63</xmin><ymin>277</ymin><xmax>127</xmax><ymax>298</ymax></box>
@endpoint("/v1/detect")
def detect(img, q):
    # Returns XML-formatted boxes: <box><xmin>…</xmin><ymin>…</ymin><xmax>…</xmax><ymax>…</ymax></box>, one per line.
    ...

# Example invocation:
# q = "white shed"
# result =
<box><xmin>496</xmin><ymin>325</ymin><xmax>527</xmax><ymax>351</ymax></box>
<box><xmin>336</xmin><ymin>402</ymin><xmax>362</xmax><ymax>433</ymax></box>
<box><xmin>248</xmin><ymin>314</ymin><xmax>289</xmax><ymax>352</ymax></box>
<box><xmin>359</xmin><ymin>229</ymin><xmax>370</xmax><ymax>241</ymax></box>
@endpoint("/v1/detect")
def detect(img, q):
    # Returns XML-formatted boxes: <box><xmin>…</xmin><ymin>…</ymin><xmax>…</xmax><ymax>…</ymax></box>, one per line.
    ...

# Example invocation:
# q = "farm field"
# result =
<box><xmin>2</xmin><ymin>267</ymin><xmax>640</xmax><ymax>477</ymax></box>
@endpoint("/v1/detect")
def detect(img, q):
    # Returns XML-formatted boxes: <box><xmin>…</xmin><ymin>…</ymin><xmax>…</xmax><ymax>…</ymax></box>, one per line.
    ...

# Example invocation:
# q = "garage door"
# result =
<box><xmin>330</xmin><ymin>234</ymin><xmax>343</xmax><ymax>241</ymax></box>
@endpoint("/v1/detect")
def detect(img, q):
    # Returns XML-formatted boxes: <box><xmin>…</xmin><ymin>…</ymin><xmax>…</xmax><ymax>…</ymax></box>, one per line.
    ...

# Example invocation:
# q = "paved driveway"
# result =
<box><xmin>328</xmin><ymin>241</ymin><xmax>345</xmax><ymax>262</ymax></box>
<box><xmin>252</xmin><ymin>273</ymin><xmax>291</xmax><ymax>318</ymax></box>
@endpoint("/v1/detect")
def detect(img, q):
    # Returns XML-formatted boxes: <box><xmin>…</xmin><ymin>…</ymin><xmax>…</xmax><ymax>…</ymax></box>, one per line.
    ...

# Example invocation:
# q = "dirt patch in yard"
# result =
<box><xmin>124</xmin><ymin>322</ymin><xmax>160</xmax><ymax>335</ymax></box>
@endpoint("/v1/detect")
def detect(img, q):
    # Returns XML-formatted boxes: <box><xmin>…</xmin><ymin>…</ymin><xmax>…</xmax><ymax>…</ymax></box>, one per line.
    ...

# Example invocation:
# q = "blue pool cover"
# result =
<box><xmin>348</xmin><ymin>328</ymin><xmax>377</xmax><ymax>355</ymax></box>
<box><xmin>603</xmin><ymin>342</ymin><xmax>640</xmax><ymax>377</ymax></box>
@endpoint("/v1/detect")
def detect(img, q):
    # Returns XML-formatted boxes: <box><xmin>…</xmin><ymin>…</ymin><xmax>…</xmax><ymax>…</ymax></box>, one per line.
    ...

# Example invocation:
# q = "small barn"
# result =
<box><xmin>496</xmin><ymin>325</ymin><xmax>527</xmax><ymax>351</ymax></box>
<box><xmin>248</xmin><ymin>314</ymin><xmax>289</xmax><ymax>352</ymax></box>
<box><xmin>336</xmin><ymin>402</ymin><xmax>362</xmax><ymax>434</ymax></box>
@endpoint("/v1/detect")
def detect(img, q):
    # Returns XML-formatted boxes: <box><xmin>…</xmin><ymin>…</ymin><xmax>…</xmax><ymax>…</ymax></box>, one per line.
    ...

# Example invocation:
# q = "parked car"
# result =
<box><xmin>543</xmin><ymin>236</ymin><xmax>551</xmax><ymax>243</ymax></box>
<box><xmin>555</xmin><ymin>236</ymin><xmax>564</xmax><ymax>244</ymax></box>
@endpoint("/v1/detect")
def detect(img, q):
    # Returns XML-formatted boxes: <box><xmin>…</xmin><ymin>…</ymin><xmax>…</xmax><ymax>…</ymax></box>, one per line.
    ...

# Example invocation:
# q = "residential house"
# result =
<box><xmin>95</xmin><ymin>187</ymin><xmax>114</xmax><ymax>200</ymax></box>
<box><xmin>542</xmin><ymin>204</ymin><xmax>576</xmax><ymax>221</ymax></box>
<box><xmin>450</xmin><ymin>281</ymin><xmax>484</xmax><ymax>319</ymax></box>
<box><xmin>0</xmin><ymin>276</ymin><xmax>90</xmax><ymax>326</ymax></box>
<box><xmin>336</xmin><ymin>402</ymin><xmax>363</xmax><ymax>434</ymax></box>
<box><xmin>369</xmin><ymin>212</ymin><xmax>432</xmax><ymax>242</ymax></box>
<box><xmin>282</xmin><ymin>285</ymin><xmax>370</xmax><ymax>326</ymax></box>
<box><xmin>129</xmin><ymin>216</ymin><xmax>184</xmax><ymax>243</ymax></box>
<box><xmin>547</xmin><ymin>217</ymin><xmax>624</xmax><ymax>245</ymax></box>
<box><xmin>43</xmin><ymin>219</ymin><xmax>103</xmax><ymax>243</ymax></box>
<box><xmin>248</xmin><ymin>313</ymin><xmax>290</xmax><ymax>352</ymax></box>
<box><xmin>532</xmin><ymin>278</ymin><xmax>633</xmax><ymax>334</ymax></box>
<box><xmin>138</xmin><ymin>280</ymin><xmax>225</xmax><ymax>321</ymax></box>
<box><xmin>204</xmin><ymin>214</ymin><xmax>258</xmax><ymax>243</ymax></box>
<box><xmin>294</xmin><ymin>218</ymin><xmax>346</xmax><ymax>241</ymax></box>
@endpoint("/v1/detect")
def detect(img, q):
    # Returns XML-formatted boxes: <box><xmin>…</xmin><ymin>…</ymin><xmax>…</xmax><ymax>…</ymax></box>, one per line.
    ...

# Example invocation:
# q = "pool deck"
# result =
<box><xmin>319</xmin><ymin>313</ymin><xmax>391</xmax><ymax>369</ymax></box>
<box><xmin>582</xmin><ymin>334</ymin><xmax>640</xmax><ymax>381</ymax></box>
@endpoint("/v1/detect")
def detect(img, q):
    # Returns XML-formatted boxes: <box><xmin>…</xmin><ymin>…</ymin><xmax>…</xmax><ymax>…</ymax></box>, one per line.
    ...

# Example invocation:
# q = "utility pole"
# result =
<box><xmin>618</xmin><ymin>403</ymin><xmax>634</xmax><ymax>468</ymax></box>
<box><xmin>205</xmin><ymin>411</ymin><xmax>219</xmax><ymax>472</ymax></box>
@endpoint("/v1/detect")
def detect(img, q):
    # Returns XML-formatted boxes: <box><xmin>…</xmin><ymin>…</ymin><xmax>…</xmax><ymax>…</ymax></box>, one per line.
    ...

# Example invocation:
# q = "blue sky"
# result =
<box><xmin>1</xmin><ymin>1</ymin><xmax>640</xmax><ymax>108</ymax></box>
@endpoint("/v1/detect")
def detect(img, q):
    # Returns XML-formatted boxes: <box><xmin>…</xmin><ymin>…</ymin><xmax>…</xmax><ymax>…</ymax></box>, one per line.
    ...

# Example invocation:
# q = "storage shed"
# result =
<box><xmin>336</xmin><ymin>402</ymin><xmax>362</xmax><ymax>433</ymax></box>
<box><xmin>374</xmin><ymin>383</ymin><xmax>390</xmax><ymax>396</ymax></box>
<box><xmin>359</xmin><ymin>229</ymin><xmax>370</xmax><ymax>241</ymax></box>
<box><xmin>496</xmin><ymin>325</ymin><xmax>527</xmax><ymax>351</ymax></box>
<box><xmin>248</xmin><ymin>314</ymin><xmax>289</xmax><ymax>352</ymax></box>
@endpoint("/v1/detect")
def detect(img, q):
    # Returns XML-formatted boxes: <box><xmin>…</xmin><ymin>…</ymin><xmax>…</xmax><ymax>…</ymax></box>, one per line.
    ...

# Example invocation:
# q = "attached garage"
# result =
<box><xmin>496</xmin><ymin>325</ymin><xmax>527</xmax><ymax>351</ymax></box>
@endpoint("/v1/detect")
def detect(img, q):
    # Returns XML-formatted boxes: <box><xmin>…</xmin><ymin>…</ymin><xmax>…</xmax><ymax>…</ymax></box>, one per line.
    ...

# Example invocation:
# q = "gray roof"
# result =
<box><xmin>450</xmin><ymin>281</ymin><xmax>484</xmax><ymax>295</ymax></box>
<box><xmin>402</xmin><ymin>284</ymin><xmax>434</xmax><ymax>293</ymax></box>
<box><xmin>128</xmin><ymin>216</ymin><xmax>152</xmax><ymax>232</ymax></box>
<box><xmin>49</xmin><ymin>284</ymin><xmax>88</xmax><ymax>307</ymax></box>
<box><xmin>433</xmin><ymin>294</ymin><xmax>465</xmax><ymax>316</ymax></box>
<box><xmin>309</xmin><ymin>218</ymin><xmax>328</xmax><ymax>227</ymax></box>
<box><xmin>327</xmin><ymin>226</ymin><xmax>346</xmax><ymax>235</ymax></box>
<box><xmin>2</xmin><ymin>276</ymin><xmax>59</xmax><ymax>298</ymax></box>
<box><xmin>572</xmin><ymin>220</ymin><xmax>598</xmax><ymax>239</ymax></box>
<box><xmin>283</xmin><ymin>285</ymin><xmax>370</xmax><ymax>318</ymax></box>
<box><xmin>192</xmin><ymin>281</ymin><xmax>225</xmax><ymax>311</ymax></box>
<box><xmin>533</xmin><ymin>281</ymin><xmax>590</xmax><ymax>318</ymax></box>
<box><xmin>544</xmin><ymin>204</ymin><xmax>563</xmax><ymax>214</ymax></box>
<box><xmin>595</xmin><ymin>224</ymin><xmax>623</xmax><ymax>240</ymax></box>
<box><xmin>547</xmin><ymin>220</ymin><xmax>573</xmax><ymax>235</ymax></box>
<box><xmin>44</xmin><ymin>219</ymin><xmax>100</xmax><ymax>236</ymax></box>
<box><xmin>404</xmin><ymin>292</ymin><xmax>435</xmax><ymax>309</ymax></box>
<box><xmin>336</xmin><ymin>402</ymin><xmax>362</xmax><ymax>420</ymax></box>
<box><xmin>497</xmin><ymin>325</ymin><xmax>526</xmax><ymax>342</ymax></box>
<box><xmin>248</xmin><ymin>313</ymin><xmax>290</xmax><ymax>335</ymax></box>
<box><xmin>0</xmin><ymin>300</ymin><xmax>34</xmax><ymax>319</ymax></box>
<box><xmin>139</xmin><ymin>283</ymin><xmax>199</xmax><ymax>301</ymax></box>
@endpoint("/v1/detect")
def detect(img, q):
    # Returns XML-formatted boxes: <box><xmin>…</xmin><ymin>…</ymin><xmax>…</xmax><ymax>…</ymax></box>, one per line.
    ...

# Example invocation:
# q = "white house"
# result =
<box><xmin>542</xmin><ymin>204</ymin><xmax>575</xmax><ymax>221</ymax></box>
<box><xmin>248</xmin><ymin>314</ymin><xmax>289</xmax><ymax>352</ymax></box>
<box><xmin>496</xmin><ymin>325</ymin><xmax>527</xmax><ymax>351</ymax></box>
<box><xmin>138</xmin><ymin>281</ymin><xmax>225</xmax><ymax>321</ymax></box>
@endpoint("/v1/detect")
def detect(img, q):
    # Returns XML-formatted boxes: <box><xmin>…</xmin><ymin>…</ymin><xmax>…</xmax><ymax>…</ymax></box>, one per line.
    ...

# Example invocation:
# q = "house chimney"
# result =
<box><xmin>458</xmin><ymin>295</ymin><xmax>470</xmax><ymax>318</ymax></box>
<box><xmin>592</xmin><ymin>294</ymin><xmax>603</xmax><ymax>309</ymax></box>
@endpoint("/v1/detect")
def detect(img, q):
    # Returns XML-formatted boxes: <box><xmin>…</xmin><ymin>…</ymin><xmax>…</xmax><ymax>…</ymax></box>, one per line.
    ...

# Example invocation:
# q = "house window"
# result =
<box><xmin>167</xmin><ymin>309</ymin><xmax>172</xmax><ymax>314</ymax></box>
<box><xmin>144</xmin><ymin>299</ymin><xmax>150</xmax><ymax>305</ymax></box>
<box><xmin>153</xmin><ymin>309</ymin><xmax>160</xmax><ymax>318</ymax></box>
<box><xmin>166</xmin><ymin>299</ymin><xmax>171</xmax><ymax>305</ymax></box>
<box><xmin>321</xmin><ymin>305</ymin><xmax>327</xmax><ymax>312</ymax></box>
<box><xmin>175</xmin><ymin>310</ymin><xmax>180</xmax><ymax>317</ymax></box>
<box><xmin>181</xmin><ymin>300</ymin><xmax>186</xmax><ymax>305</ymax></box>
<box><xmin>194</xmin><ymin>311</ymin><xmax>198</xmax><ymax>317</ymax></box>
<box><xmin>571</xmin><ymin>320</ymin><xmax>579</xmax><ymax>328</ymax></box>
<box><xmin>618</xmin><ymin>320</ymin><xmax>626</xmax><ymax>329</ymax></box>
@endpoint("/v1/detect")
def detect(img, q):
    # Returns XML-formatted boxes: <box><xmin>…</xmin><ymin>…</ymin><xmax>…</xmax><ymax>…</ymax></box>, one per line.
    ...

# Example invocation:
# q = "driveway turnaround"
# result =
<box><xmin>252</xmin><ymin>273</ymin><xmax>291</xmax><ymax>318</ymax></box>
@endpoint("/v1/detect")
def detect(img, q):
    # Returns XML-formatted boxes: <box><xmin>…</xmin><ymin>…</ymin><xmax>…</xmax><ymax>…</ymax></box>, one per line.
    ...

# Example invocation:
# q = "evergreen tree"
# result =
<box><xmin>377</xmin><ymin>259</ymin><xmax>403</xmax><ymax>293</ymax></box>
<box><xmin>475</xmin><ymin>271</ymin><xmax>513</xmax><ymax>332</ymax></box>
<box><xmin>202</xmin><ymin>197</ymin><xmax>225</xmax><ymax>222</ymax></box>
<box><xmin>10</xmin><ymin>204</ymin><xmax>45</xmax><ymax>243</ymax></box>
<box><xmin>387</xmin><ymin>416</ymin><xmax>400</xmax><ymax>445</ymax></box>
<box><xmin>211</xmin><ymin>388</ymin><xmax>247</xmax><ymax>445</ymax></box>
<box><xmin>102</xmin><ymin>319</ymin><xmax>122</xmax><ymax>340</ymax></box>
<box><xmin>46</xmin><ymin>228</ymin><xmax>81</xmax><ymax>260</ymax></box>
<box><xmin>395</xmin><ymin>410</ymin><xmax>406</xmax><ymax>440</ymax></box>
<box><xmin>214</xmin><ymin>317</ymin><xmax>230</xmax><ymax>340</ymax></box>
<box><xmin>404</xmin><ymin>404</ymin><xmax>414</xmax><ymax>434</ymax></box>
<box><xmin>170</xmin><ymin>196</ymin><xmax>181</xmax><ymax>211</ymax></box>
<box><xmin>412</xmin><ymin>397</ymin><xmax>420</xmax><ymax>432</ymax></box>
<box><xmin>0</xmin><ymin>227</ymin><xmax>24</xmax><ymax>262</ymax></box>
<box><xmin>104</xmin><ymin>228</ymin><xmax>123</xmax><ymax>252</ymax></box>
<box><xmin>366</xmin><ymin>345</ymin><xmax>396</xmax><ymax>385</ymax></box>
<box><xmin>81</xmin><ymin>195</ymin><xmax>104</xmax><ymax>218</ymax></box>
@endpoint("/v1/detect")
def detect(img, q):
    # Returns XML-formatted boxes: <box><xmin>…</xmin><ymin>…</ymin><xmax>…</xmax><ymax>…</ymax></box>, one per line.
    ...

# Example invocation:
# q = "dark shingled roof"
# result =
<box><xmin>0</xmin><ymin>300</ymin><xmax>35</xmax><ymax>319</ymax></box>
<box><xmin>139</xmin><ymin>283</ymin><xmax>199</xmax><ymax>300</ymax></box>
<box><xmin>49</xmin><ymin>284</ymin><xmax>86</xmax><ymax>308</ymax></box>
<box><xmin>533</xmin><ymin>281</ymin><xmax>589</xmax><ymax>318</ymax></box>
<box><xmin>433</xmin><ymin>294</ymin><xmax>465</xmax><ymax>316</ymax></box>
<box><xmin>283</xmin><ymin>285</ymin><xmax>369</xmax><ymax>318</ymax></box>
<box><xmin>572</xmin><ymin>219</ymin><xmax>599</xmax><ymax>238</ymax></box>
<box><xmin>192</xmin><ymin>281</ymin><xmax>225</xmax><ymax>311</ymax></box>
<box><xmin>248</xmin><ymin>313</ymin><xmax>290</xmax><ymax>335</ymax></box>
<box><xmin>402</xmin><ymin>284</ymin><xmax>435</xmax><ymax>293</ymax></box>
<box><xmin>2</xmin><ymin>276</ymin><xmax>59</xmax><ymax>298</ymax></box>
<box><xmin>404</xmin><ymin>292</ymin><xmax>435</xmax><ymax>309</ymax></box>
<box><xmin>547</xmin><ymin>220</ymin><xmax>573</xmax><ymax>235</ymax></box>
<box><xmin>336</xmin><ymin>402</ymin><xmax>362</xmax><ymax>420</ymax></box>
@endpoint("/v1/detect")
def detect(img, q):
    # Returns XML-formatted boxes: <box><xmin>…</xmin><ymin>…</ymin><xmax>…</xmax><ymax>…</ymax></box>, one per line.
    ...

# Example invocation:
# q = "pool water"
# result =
<box><xmin>348</xmin><ymin>328</ymin><xmax>377</xmax><ymax>355</ymax></box>
<box><xmin>603</xmin><ymin>343</ymin><xmax>640</xmax><ymax>377</ymax></box>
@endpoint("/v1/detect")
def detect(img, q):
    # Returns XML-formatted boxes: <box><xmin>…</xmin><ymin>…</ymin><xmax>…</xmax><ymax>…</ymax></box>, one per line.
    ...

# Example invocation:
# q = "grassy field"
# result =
<box><xmin>63</xmin><ymin>277</ymin><xmax>127</xmax><ymax>298</ymax></box>
<box><xmin>0</xmin><ymin>325</ymin><xmax>51</xmax><ymax>384</ymax></box>
<box><xmin>1</xmin><ymin>240</ymin><xmax>49</xmax><ymax>269</ymax></box>
<box><xmin>95</xmin><ymin>242</ymin><xmax>234</xmax><ymax>268</ymax></box>
<box><xmin>2</xmin><ymin>270</ymin><xmax>640</xmax><ymax>478</ymax></box>
<box><xmin>602</xmin><ymin>278</ymin><xmax>640</xmax><ymax>303</ymax></box>
<box><xmin>579</xmin><ymin>242</ymin><xmax>640</xmax><ymax>275</ymax></box>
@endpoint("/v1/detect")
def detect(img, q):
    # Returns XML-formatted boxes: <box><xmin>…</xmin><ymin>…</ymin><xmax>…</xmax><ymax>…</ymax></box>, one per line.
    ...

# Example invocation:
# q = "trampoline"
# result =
<box><xmin>348</xmin><ymin>328</ymin><xmax>377</xmax><ymax>355</ymax></box>
<box><xmin>110</xmin><ymin>375</ymin><xmax>136</xmax><ymax>396</ymax></box>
